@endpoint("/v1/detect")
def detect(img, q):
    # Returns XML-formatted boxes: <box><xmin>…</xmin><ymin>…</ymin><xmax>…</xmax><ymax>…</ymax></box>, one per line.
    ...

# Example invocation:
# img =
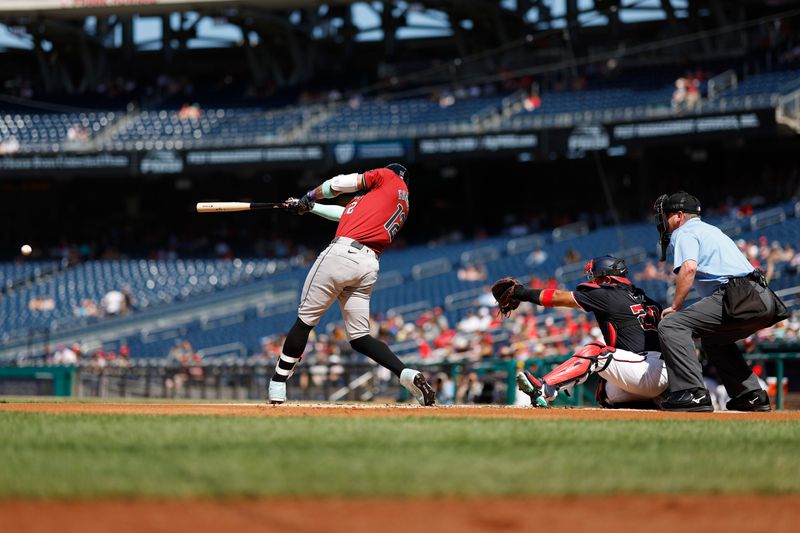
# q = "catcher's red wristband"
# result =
<box><xmin>540</xmin><ymin>289</ymin><xmax>556</xmax><ymax>307</ymax></box>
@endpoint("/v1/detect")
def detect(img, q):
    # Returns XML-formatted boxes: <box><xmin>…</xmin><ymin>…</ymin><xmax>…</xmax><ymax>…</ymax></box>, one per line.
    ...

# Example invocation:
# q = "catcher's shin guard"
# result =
<box><xmin>541</xmin><ymin>342</ymin><xmax>614</xmax><ymax>395</ymax></box>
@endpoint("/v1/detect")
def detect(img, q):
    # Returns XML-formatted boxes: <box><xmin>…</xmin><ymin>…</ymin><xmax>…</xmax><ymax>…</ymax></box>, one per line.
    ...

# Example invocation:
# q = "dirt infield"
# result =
<box><xmin>2</xmin><ymin>401</ymin><xmax>799</xmax><ymax>420</ymax></box>
<box><xmin>2</xmin><ymin>402</ymin><xmax>799</xmax><ymax>532</ymax></box>
<box><xmin>3</xmin><ymin>495</ymin><xmax>800</xmax><ymax>533</ymax></box>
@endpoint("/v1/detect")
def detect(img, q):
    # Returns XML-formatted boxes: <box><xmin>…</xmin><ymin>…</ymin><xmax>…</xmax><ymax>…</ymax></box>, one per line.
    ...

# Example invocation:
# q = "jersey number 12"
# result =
<box><xmin>384</xmin><ymin>204</ymin><xmax>406</xmax><ymax>241</ymax></box>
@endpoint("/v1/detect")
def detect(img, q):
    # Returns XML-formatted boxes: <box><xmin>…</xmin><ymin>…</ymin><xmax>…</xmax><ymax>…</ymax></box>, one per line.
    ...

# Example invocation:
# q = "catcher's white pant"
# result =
<box><xmin>297</xmin><ymin>237</ymin><xmax>379</xmax><ymax>341</ymax></box>
<box><xmin>599</xmin><ymin>350</ymin><xmax>668</xmax><ymax>405</ymax></box>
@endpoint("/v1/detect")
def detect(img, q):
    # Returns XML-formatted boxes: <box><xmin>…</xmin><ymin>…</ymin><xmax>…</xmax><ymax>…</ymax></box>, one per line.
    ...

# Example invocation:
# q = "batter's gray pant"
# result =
<box><xmin>297</xmin><ymin>237</ymin><xmax>379</xmax><ymax>341</ymax></box>
<box><xmin>657</xmin><ymin>281</ymin><xmax>776</xmax><ymax>398</ymax></box>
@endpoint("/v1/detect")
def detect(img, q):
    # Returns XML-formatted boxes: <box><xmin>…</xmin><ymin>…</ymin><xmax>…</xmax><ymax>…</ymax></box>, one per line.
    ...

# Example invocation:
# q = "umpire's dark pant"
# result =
<box><xmin>658</xmin><ymin>281</ymin><xmax>775</xmax><ymax>398</ymax></box>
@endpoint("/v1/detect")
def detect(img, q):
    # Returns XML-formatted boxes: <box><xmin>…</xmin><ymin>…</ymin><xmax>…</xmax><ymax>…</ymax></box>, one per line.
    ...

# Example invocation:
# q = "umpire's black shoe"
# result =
<box><xmin>726</xmin><ymin>389</ymin><xmax>771</xmax><ymax>412</ymax></box>
<box><xmin>660</xmin><ymin>388</ymin><xmax>714</xmax><ymax>412</ymax></box>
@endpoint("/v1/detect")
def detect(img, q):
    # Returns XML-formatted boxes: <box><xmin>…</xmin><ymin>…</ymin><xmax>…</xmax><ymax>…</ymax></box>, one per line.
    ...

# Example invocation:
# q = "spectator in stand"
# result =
<box><xmin>526</xmin><ymin>246</ymin><xmax>548</xmax><ymax>266</ymax></box>
<box><xmin>635</xmin><ymin>260</ymin><xmax>672</xmax><ymax>282</ymax></box>
<box><xmin>671</xmin><ymin>78</ymin><xmax>687</xmax><ymax>113</ymax></box>
<box><xmin>122</xmin><ymin>287</ymin><xmax>137</xmax><ymax>313</ymax></box>
<box><xmin>458</xmin><ymin>263</ymin><xmax>487</xmax><ymax>282</ymax></box>
<box><xmin>52</xmin><ymin>344</ymin><xmax>78</xmax><ymax>365</ymax></box>
<box><xmin>685</xmin><ymin>77</ymin><xmax>700</xmax><ymax>110</ymax></box>
<box><xmin>101</xmin><ymin>289</ymin><xmax>126</xmax><ymax>316</ymax></box>
<box><xmin>456</xmin><ymin>371</ymin><xmax>483</xmax><ymax>403</ymax></box>
<box><xmin>562</xmin><ymin>248</ymin><xmax>580</xmax><ymax>265</ymax></box>
<box><xmin>178</xmin><ymin>102</ymin><xmax>202</xmax><ymax>120</ymax></box>
<box><xmin>165</xmin><ymin>340</ymin><xmax>196</xmax><ymax>396</ymax></box>
<box><xmin>0</xmin><ymin>136</ymin><xmax>20</xmax><ymax>154</ymax></box>
<box><xmin>74</xmin><ymin>298</ymin><xmax>100</xmax><ymax>319</ymax></box>
<box><xmin>67</xmin><ymin>125</ymin><xmax>89</xmax><ymax>142</ymax></box>
<box><xmin>28</xmin><ymin>295</ymin><xmax>55</xmax><ymax>312</ymax></box>
<box><xmin>432</xmin><ymin>372</ymin><xmax>455</xmax><ymax>404</ymax></box>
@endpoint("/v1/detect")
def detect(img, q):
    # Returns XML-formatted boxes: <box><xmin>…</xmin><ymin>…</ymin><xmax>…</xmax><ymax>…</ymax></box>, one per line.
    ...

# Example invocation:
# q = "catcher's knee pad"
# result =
<box><xmin>543</xmin><ymin>342</ymin><xmax>615</xmax><ymax>392</ymax></box>
<box><xmin>574</xmin><ymin>341</ymin><xmax>614</xmax><ymax>372</ymax></box>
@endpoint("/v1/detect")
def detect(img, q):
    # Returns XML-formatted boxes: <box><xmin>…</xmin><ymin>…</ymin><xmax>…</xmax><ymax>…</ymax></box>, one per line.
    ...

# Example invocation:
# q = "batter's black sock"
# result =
<box><xmin>350</xmin><ymin>335</ymin><xmax>406</xmax><ymax>377</ymax></box>
<box><xmin>272</xmin><ymin>317</ymin><xmax>313</xmax><ymax>383</ymax></box>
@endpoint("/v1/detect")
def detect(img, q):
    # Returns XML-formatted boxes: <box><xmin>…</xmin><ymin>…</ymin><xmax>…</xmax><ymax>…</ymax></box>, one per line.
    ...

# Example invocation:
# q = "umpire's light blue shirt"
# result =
<box><xmin>670</xmin><ymin>217</ymin><xmax>754</xmax><ymax>297</ymax></box>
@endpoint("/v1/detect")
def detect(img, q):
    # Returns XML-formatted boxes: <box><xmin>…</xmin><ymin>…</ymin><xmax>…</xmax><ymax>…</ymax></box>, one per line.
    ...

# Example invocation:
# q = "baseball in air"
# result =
<box><xmin>21</xmin><ymin>244</ymin><xmax>32</xmax><ymax>256</ymax></box>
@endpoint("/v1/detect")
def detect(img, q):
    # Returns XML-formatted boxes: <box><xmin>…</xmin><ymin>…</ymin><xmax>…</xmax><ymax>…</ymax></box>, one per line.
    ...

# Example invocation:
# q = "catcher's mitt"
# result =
<box><xmin>492</xmin><ymin>277</ymin><xmax>523</xmax><ymax>318</ymax></box>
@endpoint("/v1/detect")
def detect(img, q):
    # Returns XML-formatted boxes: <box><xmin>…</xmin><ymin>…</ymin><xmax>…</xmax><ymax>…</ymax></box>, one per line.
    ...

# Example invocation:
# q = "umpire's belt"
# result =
<box><xmin>332</xmin><ymin>236</ymin><xmax>377</xmax><ymax>258</ymax></box>
<box><xmin>728</xmin><ymin>270</ymin><xmax>767</xmax><ymax>288</ymax></box>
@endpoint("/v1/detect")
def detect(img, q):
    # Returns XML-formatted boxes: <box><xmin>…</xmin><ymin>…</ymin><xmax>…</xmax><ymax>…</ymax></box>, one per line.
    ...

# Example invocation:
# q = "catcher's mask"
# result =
<box><xmin>386</xmin><ymin>163</ymin><xmax>409</xmax><ymax>185</ymax></box>
<box><xmin>653</xmin><ymin>191</ymin><xmax>701</xmax><ymax>261</ymax></box>
<box><xmin>585</xmin><ymin>255</ymin><xmax>629</xmax><ymax>283</ymax></box>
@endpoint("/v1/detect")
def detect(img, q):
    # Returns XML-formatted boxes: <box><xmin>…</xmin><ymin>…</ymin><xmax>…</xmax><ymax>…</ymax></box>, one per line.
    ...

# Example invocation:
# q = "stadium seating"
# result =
<box><xmin>0</xmin><ymin>111</ymin><xmax>117</xmax><ymax>153</ymax></box>
<box><xmin>0</xmin><ymin>258</ymin><xmax>292</xmax><ymax>343</ymax></box>
<box><xmin>3</xmin><ymin>69</ymin><xmax>798</xmax><ymax>154</ymax></box>
<box><xmin>310</xmin><ymin>95</ymin><xmax>507</xmax><ymax>141</ymax></box>
<box><xmin>104</xmin><ymin>106</ymin><xmax>313</xmax><ymax>151</ymax></box>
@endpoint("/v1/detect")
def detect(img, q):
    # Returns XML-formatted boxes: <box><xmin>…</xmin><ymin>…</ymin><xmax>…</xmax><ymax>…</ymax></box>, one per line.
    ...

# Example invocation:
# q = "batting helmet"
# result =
<box><xmin>585</xmin><ymin>255</ymin><xmax>628</xmax><ymax>282</ymax></box>
<box><xmin>386</xmin><ymin>163</ymin><xmax>409</xmax><ymax>184</ymax></box>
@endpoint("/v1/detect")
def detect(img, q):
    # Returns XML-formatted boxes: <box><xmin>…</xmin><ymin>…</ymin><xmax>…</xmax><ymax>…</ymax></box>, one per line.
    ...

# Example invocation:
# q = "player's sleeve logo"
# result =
<box><xmin>630</xmin><ymin>303</ymin><xmax>660</xmax><ymax>331</ymax></box>
<box><xmin>384</xmin><ymin>203</ymin><xmax>406</xmax><ymax>241</ymax></box>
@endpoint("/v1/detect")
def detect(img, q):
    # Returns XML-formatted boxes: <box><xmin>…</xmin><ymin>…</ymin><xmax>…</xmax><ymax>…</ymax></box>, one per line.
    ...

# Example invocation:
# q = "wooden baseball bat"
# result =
<box><xmin>196</xmin><ymin>202</ymin><xmax>284</xmax><ymax>213</ymax></box>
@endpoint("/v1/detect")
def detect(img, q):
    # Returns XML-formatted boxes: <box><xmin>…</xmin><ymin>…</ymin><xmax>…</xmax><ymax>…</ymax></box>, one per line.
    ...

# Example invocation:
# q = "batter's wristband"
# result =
<box><xmin>321</xmin><ymin>179</ymin><xmax>335</xmax><ymax>199</ymax></box>
<box><xmin>540</xmin><ymin>289</ymin><xmax>556</xmax><ymax>307</ymax></box>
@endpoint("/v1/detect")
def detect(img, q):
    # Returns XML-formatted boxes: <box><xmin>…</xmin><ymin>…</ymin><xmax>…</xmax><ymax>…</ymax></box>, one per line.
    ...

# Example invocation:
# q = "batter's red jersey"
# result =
<box><xmin>335</xmin><ymin>168</ymin><xmax>409</xmax><ymax>254</ymax></box>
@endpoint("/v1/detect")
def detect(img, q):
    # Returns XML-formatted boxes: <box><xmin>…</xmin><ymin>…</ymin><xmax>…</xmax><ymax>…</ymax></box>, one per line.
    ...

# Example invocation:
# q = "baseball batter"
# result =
<box><xmin>267</xmin><ymin>163</ymin><xmax>436</xmax><ymax>406</ymax></box>
<box><xmin>493</xmin><ymin>256</ymin><xmax>668</xmax><ymax>408</ymax></box>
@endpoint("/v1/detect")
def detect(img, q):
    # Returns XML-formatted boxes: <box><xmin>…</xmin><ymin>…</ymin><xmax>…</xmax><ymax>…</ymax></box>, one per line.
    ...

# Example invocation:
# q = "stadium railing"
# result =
<box><xmin>4</xmin><ymin>351</ymin><xmax>795</xmax><ymax>409</ymax></box>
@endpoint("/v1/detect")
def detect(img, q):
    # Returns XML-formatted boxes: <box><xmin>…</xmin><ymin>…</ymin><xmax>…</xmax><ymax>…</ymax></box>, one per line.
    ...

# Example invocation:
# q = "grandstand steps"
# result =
<box><xmin>776</xmin><ymin>87</ymin><xmax>800</xmax><ymax>134</ymax></box>
<box><xmin>283</xmin><ymin>103</ymin><xmax>337</xmax><ymax>143</ymax></box>
<box><xmin>91</xmin><ymin>106</ymin><xmax>139</xmax><ymax>151</ymax></box>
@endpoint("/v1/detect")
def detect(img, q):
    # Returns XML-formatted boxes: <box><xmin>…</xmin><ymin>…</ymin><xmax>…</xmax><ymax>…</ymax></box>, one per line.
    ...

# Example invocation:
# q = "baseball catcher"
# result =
<box><xmin>493</xmin><ymin>256</ymin><xmax>668</xmax><ymax>408</ymax></box>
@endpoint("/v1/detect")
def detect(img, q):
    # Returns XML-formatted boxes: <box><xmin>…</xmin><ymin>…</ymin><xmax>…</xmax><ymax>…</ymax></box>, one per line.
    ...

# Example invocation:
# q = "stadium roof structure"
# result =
<box><xmin>0</xmin><ymin>1</ymin><xmax>353</xmax><ymax>18</ymax></box>
<box><xmin>0</xmin><ymin>1</ymin><xmax>797</xmax><ymax>97</ymax></box>
<box><xmin>2</xmin><ymin>1</ymin><xmax>786</xmax><ymax>46</ymax></box>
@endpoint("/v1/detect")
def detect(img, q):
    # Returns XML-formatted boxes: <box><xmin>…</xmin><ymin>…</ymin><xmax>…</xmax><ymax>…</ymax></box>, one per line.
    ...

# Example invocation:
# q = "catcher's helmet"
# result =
<box><xmin>585</xmin><ymin>255</ymin><xmax>628</xmax><ymax>282</ymax></box>
<box><xmin>385</xmin><ymin>163</ymin><xmax>409</xmax><ymax>184</ymax></box>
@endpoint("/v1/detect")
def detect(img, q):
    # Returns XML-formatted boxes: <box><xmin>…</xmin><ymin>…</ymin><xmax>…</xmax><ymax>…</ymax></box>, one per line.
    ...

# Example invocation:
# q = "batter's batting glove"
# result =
<box><xmin>283</xmin><ymin>195</ymin><xmax>314</xmax><ymax>215</ymax></box>
<box><xmin>491</xmin><ymin>277</ymin><xmax>523</xmax><ymax>318</ymax></box>
<box><xmin>298</xmin><ymin>193</ymin><xmax>315</xmax><ymax>214</ymax></box>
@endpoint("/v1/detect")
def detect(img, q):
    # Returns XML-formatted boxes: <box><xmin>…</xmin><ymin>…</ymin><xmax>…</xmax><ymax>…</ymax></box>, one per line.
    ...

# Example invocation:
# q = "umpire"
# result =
<box><xmin>654</xmin><ymin>191</ymin><xmax>787</xmax><ymax>412</ymax></box>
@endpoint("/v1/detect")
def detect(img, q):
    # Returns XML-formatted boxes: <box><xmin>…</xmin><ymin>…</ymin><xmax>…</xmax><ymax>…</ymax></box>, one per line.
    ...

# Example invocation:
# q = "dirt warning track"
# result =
<box><xmin>2</xmin><ymin>495</ymin><xmax>800</xmax><ymax>533</ymax></box>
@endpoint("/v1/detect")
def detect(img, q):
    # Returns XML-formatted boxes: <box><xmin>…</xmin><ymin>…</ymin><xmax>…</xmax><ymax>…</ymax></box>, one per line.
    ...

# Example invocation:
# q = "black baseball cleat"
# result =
<box><xmin>414</xmin><ymin>372</ymin><xmax>436</xmax><ymax>406</ymax></box>
<box><xmin>660</xmin><ymin>388</ymin><xmax>714</xmax><ymax>412</ymax></box>
<box><xmin>400</xmin><ymin>369</ymin><xmax>436</xmax><ymax>406</ymax></box>
<box><xmin>726</xmin><ymin>389</ymin><xmax>771</xmax><ymax>412</ymax></box>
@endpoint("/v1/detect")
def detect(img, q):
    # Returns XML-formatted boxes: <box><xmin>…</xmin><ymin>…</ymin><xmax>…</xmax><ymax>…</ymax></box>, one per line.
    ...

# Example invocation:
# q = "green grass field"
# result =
<box><xmin>1</xmin><ymin>411</ymin><xmax>799</xmax><ymax>498</ymax></box>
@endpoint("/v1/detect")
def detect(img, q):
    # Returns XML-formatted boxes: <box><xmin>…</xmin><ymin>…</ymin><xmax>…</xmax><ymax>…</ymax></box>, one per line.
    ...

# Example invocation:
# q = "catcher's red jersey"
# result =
<box><xmin>335</xmin><ymin>168</ymin><xmax>409</xmax><ymax>254</ymax></box>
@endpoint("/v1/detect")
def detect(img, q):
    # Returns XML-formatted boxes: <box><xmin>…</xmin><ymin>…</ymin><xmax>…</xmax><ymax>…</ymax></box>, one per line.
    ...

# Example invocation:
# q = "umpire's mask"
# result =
<box><xmin>653</xmin><ymin>191</ymin><xmax>701</xmax><ymax>261</ymax></box>
<box><xmin>653</xmin><ymin>194</ymin><xmax>671</xmax><ymax>261</ymax></box>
